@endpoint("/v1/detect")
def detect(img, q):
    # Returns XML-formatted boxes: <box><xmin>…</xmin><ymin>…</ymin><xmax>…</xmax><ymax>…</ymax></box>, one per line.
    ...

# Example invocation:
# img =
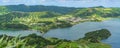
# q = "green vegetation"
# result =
<box><xmin>0</xmin><ymin>29</ymin><xmax>111</xmax><ymax>48</ymax></box>
<box><xmin>0</xmin><ymin>34</ymin><xmax>51</xmax><ymax>48</ymax></box>
<box><xmin>55</xmin><ymin>40</ymin><xmax>111</xmax><ymax>48</ymax></box>
<box><xmin>0</xmin><ymin>5</ymin><xmax>118</xmax><ymax>48</ymax></box>
<box><xmin>71</xmin><ymin>8</ymin><xmax>120</xmax><ymax>17</ymax></box>
<box><xmin>2</xmin><ymin>23</ymin><xmax>29</xmax><ymax>30</ymax></box>
<box><xmin>0</xmin><ymin>11</ymin><xmax>73</xmax><ymax>33</ymax></box>
<box><xmin>84</xmin><ymin>29</ymin><xmax>111</xmax><ymax>43</ymax></box>
<box><xmin>0</xmin><ymin>6</ymin><xmax>9</xmax><ymax>15</ymax></box>
<box><xmin>6</xmin><ymin>4</ymin><xmax>77</xmax><ymax>14</ymax></box>
<box><xmin>1</xmin><ymin>5</ymin><xmax>120</xmax><ymax>33</ymax></box>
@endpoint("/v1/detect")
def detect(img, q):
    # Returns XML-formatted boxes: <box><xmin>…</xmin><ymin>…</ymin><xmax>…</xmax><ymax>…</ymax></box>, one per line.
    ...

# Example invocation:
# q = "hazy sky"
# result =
<box><xmin>0</xmin><ymin>0</ymin><xmax>120</xmax><ymax>7</ymax></box>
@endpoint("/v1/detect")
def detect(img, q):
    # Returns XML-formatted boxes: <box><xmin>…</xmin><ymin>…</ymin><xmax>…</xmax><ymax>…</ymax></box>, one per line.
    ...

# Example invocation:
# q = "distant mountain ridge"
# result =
<box><xmin>4</xmin><ymin>4</ymin><xmax>78</xmax><ymax>14</ymax></box>
<box><xmin>1</xmin><ymin>4</ymin><xmax>120</xmax><ymax>32</ymax></box>
<box><xmin>1</xmin><ymin>4</ymin><xmax>105</xmax><ymax>14</ymax></box>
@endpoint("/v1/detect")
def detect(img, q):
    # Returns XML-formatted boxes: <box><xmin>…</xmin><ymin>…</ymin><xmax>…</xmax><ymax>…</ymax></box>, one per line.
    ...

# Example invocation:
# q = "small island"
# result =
<box><xmin>0</xmin><ymin>4</ymin><xmax>120</xmax><ymax>48</ymax></box>
<box><xmin>0</xmin><ymin>29</ymin><xmax>111</xmax><ymax>48</ymax></box>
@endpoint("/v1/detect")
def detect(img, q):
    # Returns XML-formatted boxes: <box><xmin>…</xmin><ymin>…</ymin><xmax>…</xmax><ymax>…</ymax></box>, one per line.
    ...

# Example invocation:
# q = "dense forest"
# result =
<box><xmin>1</xmin><ymin>4</ymin><xmax>120</xmax><ymax>48</ymax></box>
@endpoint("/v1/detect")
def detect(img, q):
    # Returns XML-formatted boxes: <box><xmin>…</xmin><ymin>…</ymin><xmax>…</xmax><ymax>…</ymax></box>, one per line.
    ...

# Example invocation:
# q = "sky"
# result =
<box><xmin>0</xmin><ymin>0</ymin><xmax>120</xmax><ymax>7</ymax></box>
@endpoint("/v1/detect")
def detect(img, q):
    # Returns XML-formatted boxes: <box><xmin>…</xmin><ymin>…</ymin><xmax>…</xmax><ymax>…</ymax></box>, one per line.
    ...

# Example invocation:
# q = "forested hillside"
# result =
<box><xmin>1</xmin><ymin>5</ymin><xmax>120</xmax><ymax>32</ymax></box>
<box><xmin>71</xmin><ymin>8</ymin><xmax>120</xmax><ymax>17</ymax></box>
<box><xmin>0</xmin><ymin>4</ymin><xmax>118</xmax><ymax>48</ymax></box>
<box><xmin>5</xmin><ymin>4</ymin><xmax>77</xmax><ymax>14</ymax></box>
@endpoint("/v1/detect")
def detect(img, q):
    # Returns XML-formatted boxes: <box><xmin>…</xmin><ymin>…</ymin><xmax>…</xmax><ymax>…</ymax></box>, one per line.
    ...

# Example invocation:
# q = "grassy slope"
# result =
<box><xmin>1</xmin><ymin>6</ymin><xmax>120</xmax><ymax>48</ymax></box>
<box><xmin>1</xmin><ymin>8</ymin><xmax>120</xmax><ymax>32</ymax></box>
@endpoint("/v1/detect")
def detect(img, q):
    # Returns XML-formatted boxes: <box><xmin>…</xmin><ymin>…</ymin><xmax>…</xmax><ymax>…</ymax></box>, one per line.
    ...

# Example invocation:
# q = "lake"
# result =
<box><xmin>0</xmin><ymin>18</ymin><xmax>120</xmax><ymax>48</ymax></box>
<box><xmin>44</xmin><ymin>18</ymin><xmax>120</xmax><ymax>48</ymax></box>
<box><xmin>0</xmin><ymin>30</ymin><xmax>41</xmax><ymax>37</ymax></box>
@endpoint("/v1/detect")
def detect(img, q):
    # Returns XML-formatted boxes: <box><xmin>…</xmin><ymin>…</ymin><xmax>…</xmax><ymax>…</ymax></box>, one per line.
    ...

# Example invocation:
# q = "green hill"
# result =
<box><xmin>0</xmin><ymin>6</ymin><xmax>9</xmax><ymax>15</ymax></box>
<box><xmin>0</xmin><ymin>5</ymin><xmax>117</xmax><ymax>48</ymax></box>
<box><xmin>1</xmin><ymin>5</ymin><xmax>120</xmax><ymax>32</ymax></box>
<box><xmin>70</xmin><ymin>8</ymin><xmax>120</xmax><ymax>18</ymax></box>
<box><xmin>5</xmin><ymin>4</ymin><xmax>77</xmax><ymax>14</ymax></box>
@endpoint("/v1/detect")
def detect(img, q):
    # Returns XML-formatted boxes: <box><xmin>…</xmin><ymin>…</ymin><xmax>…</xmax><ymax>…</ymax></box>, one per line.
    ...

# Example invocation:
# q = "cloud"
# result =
<box><xmin>40</xmin><ymin>0</ymin><xmax>46</xmax><ymax>3</ymax></box>
<box><xmin>2</xmin><ymin>0</ymin><xmax>10</xmax><ymax>3</ymax></box>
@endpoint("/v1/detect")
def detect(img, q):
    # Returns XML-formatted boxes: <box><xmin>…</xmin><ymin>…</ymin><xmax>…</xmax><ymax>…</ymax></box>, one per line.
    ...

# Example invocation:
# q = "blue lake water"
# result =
<box><xmin>44</xmin><ymin>18</ymin><xmax>120</xmax><ymax>48</ymax></box>
<box><xmin>0</xmin><ymin>30</ymin><xmax>41</xmax><ymax>37</ymax></box>
<box><xmin>0</xmin><ymin>18</ymin><xmax>120</xmax><ymax>48</ymax></box>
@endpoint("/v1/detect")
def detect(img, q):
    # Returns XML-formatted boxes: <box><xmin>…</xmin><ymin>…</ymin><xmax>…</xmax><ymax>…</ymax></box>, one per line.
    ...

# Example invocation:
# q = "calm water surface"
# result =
<box><xmin>44</xmin><ymin>18</ymin><xmax>120</xmax><ymax>48</ymax></box>
<box><xmin>0</xmin><ymin>30</ymin><xmax>41</xmax><ymax>37</ymax></box>
<box><xmin>0</xmin><ymin>18</ymin><xmax>120</xmax><ymax>48</ymax></box>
